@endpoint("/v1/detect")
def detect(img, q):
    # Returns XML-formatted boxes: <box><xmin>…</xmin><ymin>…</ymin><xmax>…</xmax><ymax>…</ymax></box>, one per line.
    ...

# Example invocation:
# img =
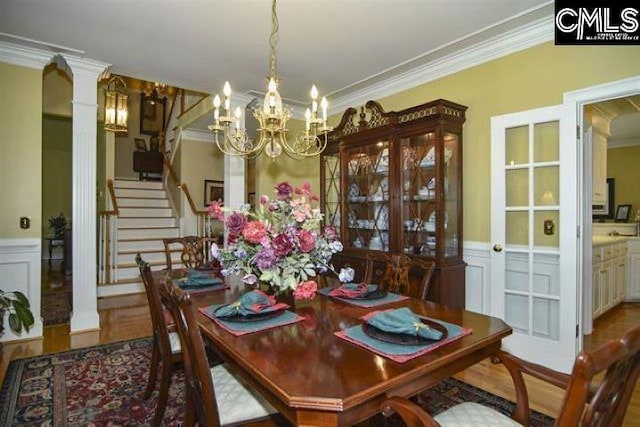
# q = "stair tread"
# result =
<box><xmin>115</xmin><ymin>196</ymin><xmax>169</xmax><ymax>200</ymax></box>
<box><xmin>118</xmin><ymin>216</ymin><xmax>176</xmax><ymax>219</ymax></box>
<box><xmin>119</xmin><ymin>260</ymin><xmax>168</xmax><ymax>268</ymax></box>
<box><xmin>118</xmin><ymin>226</ymin><xmax>179</xmax><ymax>229</ymax></box>
<box><xmin>119</xmin><ymin>206</ymin><xmax>171</xmax><ymax>209</ymax></box>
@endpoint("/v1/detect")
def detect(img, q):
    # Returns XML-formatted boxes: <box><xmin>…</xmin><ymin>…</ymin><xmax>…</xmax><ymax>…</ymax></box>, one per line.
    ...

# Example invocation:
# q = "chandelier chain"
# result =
<box><xmin>269</xmin><ymin>0</ymin><xmax>278</xmax><ymax>80</ymax></box>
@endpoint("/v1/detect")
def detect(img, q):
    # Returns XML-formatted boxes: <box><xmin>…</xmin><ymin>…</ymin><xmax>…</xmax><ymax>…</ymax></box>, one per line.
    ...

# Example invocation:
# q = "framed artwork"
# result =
<box><xmin>134</xmin><ymin>138</ymin><xmax>147</xmax><ymax>151</ymax></box>
<box><xmin>140</xmin><ymin>92</ymin><xmax>166</xmax><ymax>136</ymax></box>
<box><xmin>248</xmin><ymin>192</ymin><xmax>256</xmax><ymax>206</ymax></box>
<box><xmin>204</xmin><ymin>180</ymin><xmax>224</xmax><ymax>206</ymax></box>
<box><xmin>592</xmin><ymin>178</ymin><xmax>615</xmax><ymax>221</ymax></box>
<box><xmin>615</xmin><ymin>204</ymin><xmax>631</xmax><ymax>222</ymax></box>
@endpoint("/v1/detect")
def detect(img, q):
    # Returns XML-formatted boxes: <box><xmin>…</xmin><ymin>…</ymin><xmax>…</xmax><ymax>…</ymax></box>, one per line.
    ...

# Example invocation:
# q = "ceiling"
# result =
<box><xmin>0</xmin><ymin>0</ymin><xmax>553</xmax><ymax>109</ymax></box>
<box><xmin>591</xmin><ymin>96</ymin><xmax>640</xmax><ymax>147</ymax></box>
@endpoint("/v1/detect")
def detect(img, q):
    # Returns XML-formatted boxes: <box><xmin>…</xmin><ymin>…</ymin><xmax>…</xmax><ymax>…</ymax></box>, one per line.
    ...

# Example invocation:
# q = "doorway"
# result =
<box><xmin>583</xmin><ymin>93</ymin><xmax>640</xmax><ymax>345</ymax></box>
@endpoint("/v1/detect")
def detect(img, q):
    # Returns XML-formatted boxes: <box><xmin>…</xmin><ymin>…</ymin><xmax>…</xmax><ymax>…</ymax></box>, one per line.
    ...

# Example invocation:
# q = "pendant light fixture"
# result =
<box><xmin>104</xmin><ymin>75</ymin><xmax>129</xmax><ymax>133</ymax></box>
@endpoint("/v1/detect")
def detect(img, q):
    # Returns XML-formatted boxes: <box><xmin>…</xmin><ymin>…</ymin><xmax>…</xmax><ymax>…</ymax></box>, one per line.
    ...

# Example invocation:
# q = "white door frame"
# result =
<box><xmin>564</xmin><ymin>76</ymin><xmax>640</xmax><ymax>337</ymax></box>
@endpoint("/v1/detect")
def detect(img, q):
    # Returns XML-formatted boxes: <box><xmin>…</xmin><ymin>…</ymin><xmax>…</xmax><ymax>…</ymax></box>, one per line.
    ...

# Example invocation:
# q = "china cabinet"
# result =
<box><xmin>320</xmin><ymin>99</ymin><xmax>467</xmax><ymax>308</ymax></box>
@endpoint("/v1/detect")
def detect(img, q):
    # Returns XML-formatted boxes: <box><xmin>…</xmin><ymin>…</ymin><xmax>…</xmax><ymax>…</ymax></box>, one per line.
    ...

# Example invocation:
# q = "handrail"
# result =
<box><xmin>181</xmin><ymin>183</ymin><xmax>208</xmax><ymax>215</ymax></box>
<box><xmin>99</xmin><ymin>178</ymin><xmax>118</xmax><ymax>216</ymax></box>
<box><xmin>162</xmin><ymin>150</ymin><xmax>180</xmax><ymax>186</ymax></box>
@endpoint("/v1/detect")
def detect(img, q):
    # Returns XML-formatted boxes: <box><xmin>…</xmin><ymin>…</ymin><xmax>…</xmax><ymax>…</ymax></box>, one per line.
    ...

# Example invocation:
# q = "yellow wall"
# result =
<box><xmin>180</xmin><ymin>139</ymin><xmax>224</xmax><ymax>207</ymax></box>
<box><xmin>608</xmin><ymin>145</ymin><xmax>640</xmax><ymax>220</ymax></box>
<box><xmin>42</xmin><ymin>64</ymin><xmax>72</xmax><ymax>116</ymax></box>
<box><xmin>255</xmin><ymin>118</ymin><xmax>321</xmax><ymax>198</ymax></box>
<box><xmin>0</xmin><ymin>63</ymin><xmax>43</xmax><ymax>238</ymax></box>
<box><xmin>353</xmin><ymin>42</ymin><xmax>640</xmax><ymax>242</ymax></box>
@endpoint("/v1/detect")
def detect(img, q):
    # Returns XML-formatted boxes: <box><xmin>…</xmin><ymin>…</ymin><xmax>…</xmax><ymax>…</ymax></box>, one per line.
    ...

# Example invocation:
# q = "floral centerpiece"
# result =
<box><xmin>208</xmin><ymin>182</ymin><xmax>344</xmax><ymax>300</ymax></box>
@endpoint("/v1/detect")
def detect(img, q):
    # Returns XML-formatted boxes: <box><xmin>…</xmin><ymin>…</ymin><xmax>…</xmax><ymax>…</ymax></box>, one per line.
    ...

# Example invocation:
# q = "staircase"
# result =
<box><xmin>98</xmin><ymin>179</ymin><xmax>181</xmax><ymax>297</ymax></box>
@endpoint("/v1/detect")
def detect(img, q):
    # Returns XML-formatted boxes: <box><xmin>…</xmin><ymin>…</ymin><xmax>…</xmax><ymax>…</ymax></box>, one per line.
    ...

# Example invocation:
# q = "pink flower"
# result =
<box><xmin>260</xmin><ymin>195</ymin><xmax>269</xmax><ymax>205</ymax></box>
<box><xmin>293</xmin><ymin>280</ymin><xmax>317</xmax><ymax>300</ymax></box>
<box><xmin>323</xmin><ymin>226</ymin><xmax>338</xmax><ymax>240</ymax></box>
<box><xmin>297</xmin><ymin>230</ymin><xmax>316</xmax><ymax>253</ymax></box>
<box><xmin>292</xmin><ymin>203</ymin><xmax>312</xmax><ymax>222</ymax></box>
<box><xmin>207</xmin><ymin>201</ymin><xmax>223</xmax><ymax>220</ymax></box>
<box><xmin>272</xmin><ymin>234</ymin><xmax>293</xmax><ymax>257</ymax></box>
<box><xmin>225</xmin><ymin>212</ymin><xmax>247</xmax><ymax>235</ymax></box>
<box><xmin>294</xmin><ymin>182</ymin><xmax>312</xmax><ymax>196</ymax></box>
<box><xmin>274</xmin><ymin>181</ymin><xmax>293</xmax><ymax>199</ymax></box>
<box><xmin>243</xmin><ymin>221</ymin><xmax>267</xmax><ymax>244</ymax></box>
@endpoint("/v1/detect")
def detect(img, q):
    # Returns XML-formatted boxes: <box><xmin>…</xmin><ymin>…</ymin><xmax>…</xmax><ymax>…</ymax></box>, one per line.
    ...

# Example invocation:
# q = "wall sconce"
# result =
<box><xmin>104</xmin><ymin>75</ymin><xmax>128</xmax><ymax>133</ymax></box>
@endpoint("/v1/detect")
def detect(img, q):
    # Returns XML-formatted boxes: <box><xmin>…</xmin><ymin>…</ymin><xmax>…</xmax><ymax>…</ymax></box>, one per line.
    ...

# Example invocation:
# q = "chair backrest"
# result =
<box><xmin>163</xmin><ymin>236</ymin><xmax>218</xmax><ymax>271</ymax></box>
<box><xmin>364</xmin><ymin>252</ymin><xmax>436</xmax><ymax>300</ymax></box>
<box><xmin>163</xmin><ymin>280</ymin><xmax>221</xmax><ymax>425</ymax></box>
<box><xmin>136</xmin><ymin>254</ymin><xmax>174</xmax><ymax>361</ymax></box>
<box><xmin>557</xmin><ymin>324</ymin><xmax>640</xmax><ymax>426</ymax></box>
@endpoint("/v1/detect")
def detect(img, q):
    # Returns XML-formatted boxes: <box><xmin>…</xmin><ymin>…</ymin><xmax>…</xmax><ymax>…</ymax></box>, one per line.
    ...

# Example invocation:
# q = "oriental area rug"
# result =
<box><xmin>41</xmin><ymin>291</ymin><xmax>71</xmax><ymax>326</ymax></box>
<box><xmin>0</xmin><ymin>337</ymin><xmax>554</xmax><ymax>426</ymax></box>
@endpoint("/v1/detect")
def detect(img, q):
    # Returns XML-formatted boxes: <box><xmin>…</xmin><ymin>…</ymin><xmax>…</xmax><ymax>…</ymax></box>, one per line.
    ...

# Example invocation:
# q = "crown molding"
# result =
<box><xmin>0</xmin><ymin>40</ymin><xmax>54</xmax><ymax>69</ymax></box>
<box><xmin>609</xmin><ymin>137</ymin><xmax>640</xmax><ymax>148</ymax></box>
<box><xmin>328</xmin><ymin>14</ymin><xmax>554</xmax><ymax>115</ymax></box>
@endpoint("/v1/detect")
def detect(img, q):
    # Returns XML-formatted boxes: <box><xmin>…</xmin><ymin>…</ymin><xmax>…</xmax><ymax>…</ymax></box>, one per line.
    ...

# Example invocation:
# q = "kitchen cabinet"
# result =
<box><xmin>593</xmin><ymin>240</ymin><xmax>629</xmax><ymax>318</ymax></box>
<box><xmin>627</xmin><ymin>240</ymin><xmax>640</xmax><ymax>300</ymax></box>
<box><xmin>320</xmin><ymin>99</ymin><xmax>467</xmax><ymax>308</ymax></box>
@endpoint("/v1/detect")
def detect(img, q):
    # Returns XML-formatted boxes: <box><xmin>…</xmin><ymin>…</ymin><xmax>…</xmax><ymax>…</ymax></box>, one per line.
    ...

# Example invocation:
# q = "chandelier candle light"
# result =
<box><xmin>104</xmin><ymin>75</ymin><xmax>128</xmax><ymax>133</ymax></box>
<box><xmin>208</xmin><ymin>0</ymin><xmax>332</xmax><ymax>159</ymax></box>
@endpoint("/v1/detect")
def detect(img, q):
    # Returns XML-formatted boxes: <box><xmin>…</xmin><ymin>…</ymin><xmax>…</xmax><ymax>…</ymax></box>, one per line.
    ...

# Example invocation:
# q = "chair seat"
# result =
<box><xmin>211</xmin><ymin>364</ymin><xmax>277</xmax><ymax>425</ymax></box>
<box><xmin>168</xmin><ymin>331</ymin><xmax>181</xmax><ymax>353</ymax></box>
<box><xmin>434</xmin><ymin>402</ymin><xmax>521</xmax><ymax>427</ymax></box>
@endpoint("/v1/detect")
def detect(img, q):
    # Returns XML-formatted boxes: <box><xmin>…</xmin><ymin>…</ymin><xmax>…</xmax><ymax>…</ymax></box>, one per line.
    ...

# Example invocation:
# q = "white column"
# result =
<box><xmin>65</xmin><ymin>57</ymin><xmax>109</xmax><ymax>333</ymax></box>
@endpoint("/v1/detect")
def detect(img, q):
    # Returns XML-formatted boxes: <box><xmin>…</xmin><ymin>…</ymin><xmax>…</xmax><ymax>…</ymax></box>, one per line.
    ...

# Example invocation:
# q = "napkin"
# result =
<box><xmin>181</xmin><ymin>274</ymin><xmax>223</xmax><ymax>288</ymax></box>
<box><xmin>328</xmin><ymin>283</ymin><xmax>378</xmax><ymax>299</ymax></box>
<box><xmin>214</xmin><ymin>290</ymin><xmax>288</xmax><ymax>318</ymax></box>
<box><xmin>365</xmin><ymin>308</ymin><xmax>443</xmax><ymax>340</ymax></box>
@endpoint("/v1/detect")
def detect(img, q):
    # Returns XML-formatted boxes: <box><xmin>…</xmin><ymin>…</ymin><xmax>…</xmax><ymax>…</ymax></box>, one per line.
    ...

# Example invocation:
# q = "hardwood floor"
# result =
<box><xmin>1</xmin><ymin>294</ymin><xmax>638</xmax><ymax>425</ymax></box>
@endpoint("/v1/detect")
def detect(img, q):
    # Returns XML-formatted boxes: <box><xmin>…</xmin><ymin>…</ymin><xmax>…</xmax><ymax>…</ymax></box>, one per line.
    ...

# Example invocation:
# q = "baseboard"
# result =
<box><xmin>97</xmin><ymin>282</ymin><xmax>145</xmax><ymax>297</ymax></box>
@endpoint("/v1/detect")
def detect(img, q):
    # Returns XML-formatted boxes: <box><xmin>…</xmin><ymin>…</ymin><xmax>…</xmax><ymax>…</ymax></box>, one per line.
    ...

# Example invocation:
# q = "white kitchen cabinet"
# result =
<box><xmin>627</xmin><ymin>240</ymin><xmax>640</xmax><ymax>301</ymax></box>
<box><xmin>592</xmin><ymin>240</ymin><xmax>629</xmax><ymax>318</ymax></box>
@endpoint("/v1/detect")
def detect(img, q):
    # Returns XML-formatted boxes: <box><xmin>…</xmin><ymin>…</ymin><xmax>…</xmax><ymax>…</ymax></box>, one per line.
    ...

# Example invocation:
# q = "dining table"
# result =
<box><xmin>187</xmin><ymin>277</ymin><xmax>512</xmax><ymax>427</ymax></box>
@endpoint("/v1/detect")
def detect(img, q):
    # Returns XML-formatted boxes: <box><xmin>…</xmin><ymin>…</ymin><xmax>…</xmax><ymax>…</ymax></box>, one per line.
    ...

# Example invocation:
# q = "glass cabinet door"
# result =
<box><xmin>443</xmin><ymin>132</ymin><xmax>461</xmax><ymax>258</ymax></box>
<box><xmin>321</xmin><ymin>151</ymin><xmax>341</xmax><ymax>239</ymax></box>
<box><xmin>344</xmin><ymin>141</ymin><xmax>390</xmax><ymax>252</ymax></box>
<box><xmin>400</xmin><ymin>133</ymin><xmax>437</xmax><ymax>256</ymax></box>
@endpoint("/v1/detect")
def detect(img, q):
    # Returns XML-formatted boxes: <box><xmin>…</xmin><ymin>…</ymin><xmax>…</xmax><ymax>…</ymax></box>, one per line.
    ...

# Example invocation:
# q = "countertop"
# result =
<box><xmin>593</xmin><ymin>235</ymin><xmax>640</xmax><ymax>246</ymax></box>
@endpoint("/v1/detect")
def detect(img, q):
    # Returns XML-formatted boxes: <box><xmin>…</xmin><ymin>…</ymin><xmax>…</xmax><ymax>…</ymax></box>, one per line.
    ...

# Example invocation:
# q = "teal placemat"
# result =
<box><xmin>200</xmin><ymin>304</ymin><xmax>304</xmax><ymax>336</ymax></box>
<box><xmin>336</xmin><ymin>317</ymin><xmax>472</xmax><ymax>363</ymax></box>
<box><xmin>318</xmin><ymin>286</ymin><xmax>408</xmax><ymax>307</ymax></box>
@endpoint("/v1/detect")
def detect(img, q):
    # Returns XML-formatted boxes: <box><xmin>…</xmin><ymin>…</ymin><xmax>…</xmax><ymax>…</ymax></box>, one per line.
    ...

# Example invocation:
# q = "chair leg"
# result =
<box><xmin>153</xmin><ymin>356</ymin><xmax>173</xmax><ymax>426</ymax></box>
<box><xmin>184</xmin><ymin>385</ymin><xmax>196</xmax><ymax>427</ymax></box>
<box><xmin>144</xmin><ymin>339</ymin><xmax>160</xmax><ymax>399</ymax></box>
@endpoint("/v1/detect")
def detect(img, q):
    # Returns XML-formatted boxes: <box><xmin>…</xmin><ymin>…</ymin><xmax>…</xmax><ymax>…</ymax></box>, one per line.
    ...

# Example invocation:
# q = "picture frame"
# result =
<box><xmin>615</xmin><ymin>204</ymin><xmax>632</xmax><ymax>223</ymax></box>
<box><xmin>592</xmin><ymin>178</ymin><xmax>615</xmax><ymax>221</ymax></box>
<box><xmin>248</xmin><ymin>192</ymin><xmax>256</xmax><ymax>206</ymax></box>
<box><xmin>204</xmin><ymin>180</ymin><xmax>224</xmax><ymax>206</ymax></box>
<box><xmin>134</xmin><ymin>138</ymin><xmax>148</xmax><ymax>151</ymax></box>
<box><xmin>140</xmin><ymin>92</ymin><xmax>167</xmax><ymax>136</ymax></box>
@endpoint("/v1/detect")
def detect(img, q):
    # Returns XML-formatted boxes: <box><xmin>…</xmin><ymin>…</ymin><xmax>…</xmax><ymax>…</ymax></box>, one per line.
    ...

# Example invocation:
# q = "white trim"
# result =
<box><xmin>0</xmin><ymin>238</ymin><xmax>43</xmax><ymax>342</ymax></box>
<box><xmin>463</xmin><ymin>241</ymin><xmax>492</xmax><ymax>315</ymax></box>
<box><xmin>182</xmin><ymin>129</ymin><xmax>215</xmax><ymax>143</ymax></box>
<box><xmin>563</xmin><ymin>76</ymin><xmax>640</xmax><ymax>339</ymax></box>
<box><xmin>608</xmin><ymin>137</ymin><xmax>640</xmax><ymax>148</ymax></box>
<box><xmin>97</xmin><ymin>283</ymin><xmax>145</xmax><ymax>298</ymax></box>
<box><xmin>0</xmin><ymin>40</ymin><xmax>52</xmax><ymax>69</ymax></box>
<box><xmin>328</xmin><ymin>15</ymin><xmax>553</xmax><ymax>115</ymax></box>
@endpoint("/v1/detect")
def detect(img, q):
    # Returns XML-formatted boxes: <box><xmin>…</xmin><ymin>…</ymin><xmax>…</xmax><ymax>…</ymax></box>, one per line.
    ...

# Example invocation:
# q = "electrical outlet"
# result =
<box><xmin>20</xmin><ymin>217</ymin><xmax>30</xmax><ymax>229</ymax></box>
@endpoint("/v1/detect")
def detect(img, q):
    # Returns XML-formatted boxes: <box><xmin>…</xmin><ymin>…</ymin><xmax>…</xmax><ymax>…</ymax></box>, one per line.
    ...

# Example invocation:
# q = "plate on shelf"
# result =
<box><xmin>362</xmin><ymin>318</ymin><xmax>448</xmax><ymax>345</ymax></box>
<box><xmin>375</xmin><ymin>148</ymin><xmax>389</xmax><ymax>173</ymax></box>
<box><xmin>213</xmin><ymin>307</ymin><xmax>286</xmax><ymax>323</ymax></box>
<box><xmin>420</xmin><ymin>147</ymin><xmax>435</xmax><ymax>167</ymax></box>
<box><xmin>349</xmin><ymin>183</ymin><xmax>360</xmax><ymax>198</ymax></box>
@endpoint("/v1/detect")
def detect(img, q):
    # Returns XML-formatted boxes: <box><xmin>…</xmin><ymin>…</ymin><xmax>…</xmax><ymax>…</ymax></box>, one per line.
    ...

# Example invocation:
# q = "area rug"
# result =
<box><xmin>41</xmin><ymin>292</ymin><xmax>71</xmax><ymax>326</ymax></box>
<box><xmin>0</xmin><ymin>337</ymin><xmax>554</xmax><ymax>426</ymax></box>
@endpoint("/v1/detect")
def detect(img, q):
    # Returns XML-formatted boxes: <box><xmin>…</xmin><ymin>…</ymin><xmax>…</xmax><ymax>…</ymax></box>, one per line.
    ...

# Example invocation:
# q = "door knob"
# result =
<box><xmin>493</xmin><ymin>244</ymin><xmax>503</xmax><ymax>252</ymax></box>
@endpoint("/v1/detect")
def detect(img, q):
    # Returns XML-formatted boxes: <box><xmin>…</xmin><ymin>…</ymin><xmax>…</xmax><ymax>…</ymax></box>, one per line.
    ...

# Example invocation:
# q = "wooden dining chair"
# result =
<box><xmin>364</xmin><ymin>252</ymin><xmax>436</xmax><ymax>300</ymax></box>
<box><xmin>163</xmin><ymin>235</ymin><xmax>220</xmax><ymax>271</ymax></box>
<box><xmin>163</xmin><ymin>281</ymin><xmax>282</xmax><ymax>426</ymax></box>
<box><xmin>136</xmin><ymin>254</ymin><xmax>183</xmax><ymax>426</ymax></box>
<box><xmin>381</xmin><ymin>324</ymin><xmax>640</xmax><ymax>427</ymax></box>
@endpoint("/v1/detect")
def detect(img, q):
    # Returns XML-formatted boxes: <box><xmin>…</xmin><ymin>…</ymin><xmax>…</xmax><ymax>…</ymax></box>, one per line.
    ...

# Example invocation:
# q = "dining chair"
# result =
<box><xmin>163</xmin><ymin>235</ymin><xmax>221</xmax><ymax>271</ymax></box>
<box><xmin>381</xmin><ymin>324</ymin><xmax>640</xmax><ymax>427</ymax></box>
<box><xmin>364</xmin><ymin>252</ymin><xmax>436</xmax><ymax>300</ymax></box>
<box><xmin>136</xmin><ymin>254</ymin><xmax>183</xmax><ymax>426</ymax></box>
<box><xmin>163</xmin><ymin>281</ymin><xmax>282</xmax><ymax>426</ymax></box>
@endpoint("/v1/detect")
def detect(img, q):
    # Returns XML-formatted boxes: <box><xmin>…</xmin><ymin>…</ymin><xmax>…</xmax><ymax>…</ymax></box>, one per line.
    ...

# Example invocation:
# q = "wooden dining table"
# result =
<box><xmin>190</xmin><ymin>280</ymin><xmax>512</xmax><ymax>427</ymax></box>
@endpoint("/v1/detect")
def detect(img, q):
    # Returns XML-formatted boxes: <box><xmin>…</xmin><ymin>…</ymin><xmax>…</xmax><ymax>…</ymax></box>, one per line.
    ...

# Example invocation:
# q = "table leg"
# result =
<box><xmin>48</xmin><ymin>240</ymin><xmax>53</xmax><ymax>268</ymax></box>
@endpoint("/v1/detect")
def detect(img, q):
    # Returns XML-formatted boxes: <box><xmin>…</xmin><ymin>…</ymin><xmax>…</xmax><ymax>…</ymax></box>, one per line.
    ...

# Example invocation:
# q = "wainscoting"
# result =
<box><xmin>463</xmin><ymin>241</ymin><xmax>492</xmax><ymax>315</ymax></box>
<box><xmin>0</xmin><ymin>238</ymin><xmax>43</xmax><ymax>342</ymax></box>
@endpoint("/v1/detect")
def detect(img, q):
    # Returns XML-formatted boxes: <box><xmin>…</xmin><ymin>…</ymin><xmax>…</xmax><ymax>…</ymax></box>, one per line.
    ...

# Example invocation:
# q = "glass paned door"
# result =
<box><xmin>322</xmin><ymin>152</ymin><xmax>341</xmax><ymax>238</ymax></box>
<box><xmin>344</xmin><ymin>141</ymin><xmax>390</xmax><ymax>252</ymax></box>
<box><xmin>491</xmin><ymin>104</ymin><xmax>577</xmax><ymax>373</ymax></box>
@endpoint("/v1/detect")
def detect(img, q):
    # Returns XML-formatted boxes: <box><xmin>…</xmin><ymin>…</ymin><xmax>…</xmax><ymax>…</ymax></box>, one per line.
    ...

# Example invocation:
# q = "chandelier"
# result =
<box><xmin>208</xmin><ymin>0</ymin><xmax>332</xmax><ymax>159</ymax></box>
<box><xmin>104</xmin><ymin>75</ymin><xmax>128</xmax><ymax>133</ymax></box>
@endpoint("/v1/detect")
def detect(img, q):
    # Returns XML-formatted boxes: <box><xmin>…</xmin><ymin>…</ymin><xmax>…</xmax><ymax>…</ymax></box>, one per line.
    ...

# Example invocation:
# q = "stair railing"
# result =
<box><xmin>161</xmin><ymin>152</ymin><xmax>217</xmax><ymax>237</ymax></box>
<box><xmin>98</xmin><ymin>179</ymin><xmax>118</xmax><ymax>284</ymax></box>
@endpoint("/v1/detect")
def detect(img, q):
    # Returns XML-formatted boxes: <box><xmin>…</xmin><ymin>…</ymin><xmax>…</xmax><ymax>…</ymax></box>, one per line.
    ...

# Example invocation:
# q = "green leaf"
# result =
<box><xmin>13</xmin><ymin>291</ymin><xmax>30</xmax><ymax>308</ymax></box>
<box><xmin>8</xmin><ymin>313</ymin><xmax>22</xmax><ymax>333</ymax></box>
